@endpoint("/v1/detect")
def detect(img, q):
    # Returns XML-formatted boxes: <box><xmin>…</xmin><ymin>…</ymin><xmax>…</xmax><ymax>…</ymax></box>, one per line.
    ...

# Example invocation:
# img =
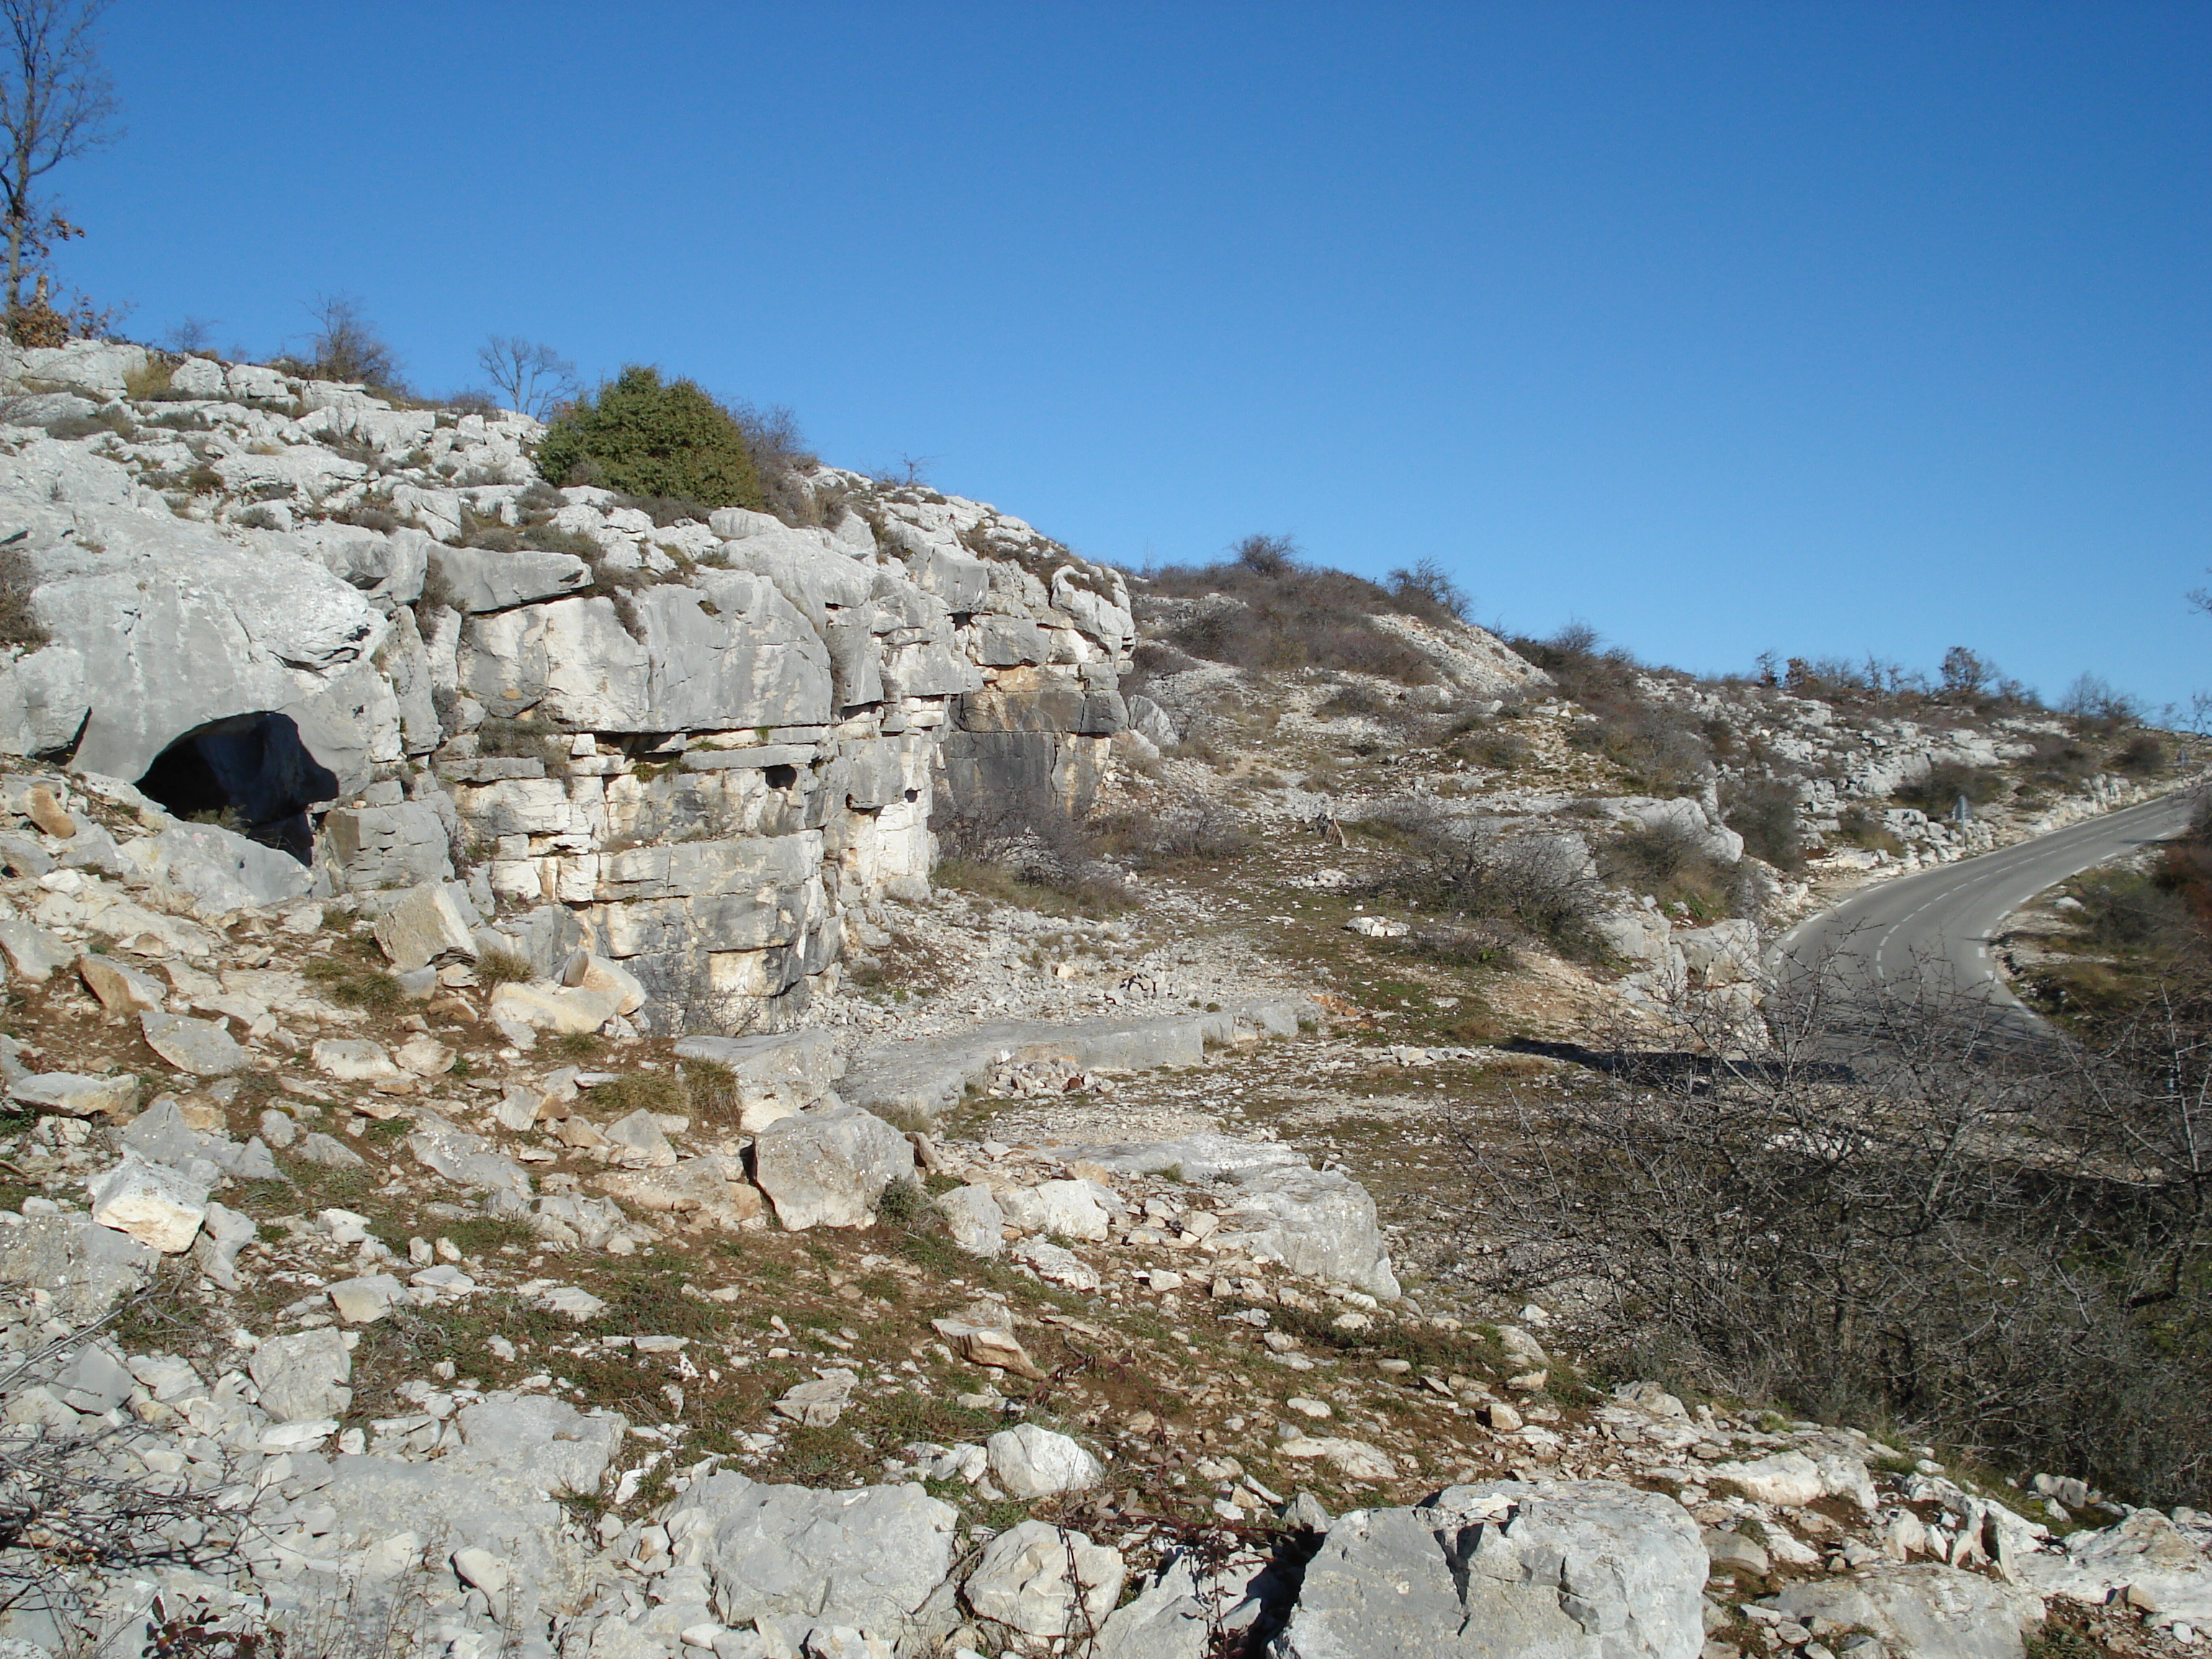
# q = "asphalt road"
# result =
<box><xmin>1775</xmin><ymin>788</ymin><xmax>2202</xmax><ymax>1038</ymax></box>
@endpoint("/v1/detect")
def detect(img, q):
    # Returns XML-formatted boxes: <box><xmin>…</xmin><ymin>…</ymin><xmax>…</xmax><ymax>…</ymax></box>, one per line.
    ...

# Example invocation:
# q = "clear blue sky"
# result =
<box><xmin>56</xmin><ymin>2</ymin><xmax>2212</xmax><ymax>714</ymax></box>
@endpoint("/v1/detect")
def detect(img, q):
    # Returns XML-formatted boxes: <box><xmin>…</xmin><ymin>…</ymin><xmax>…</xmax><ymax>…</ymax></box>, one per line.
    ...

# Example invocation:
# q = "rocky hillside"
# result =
<box><xmin>0</xmin><ymin>339</ymin><xmax>2200</xmax><ymax>1658</ymax></box>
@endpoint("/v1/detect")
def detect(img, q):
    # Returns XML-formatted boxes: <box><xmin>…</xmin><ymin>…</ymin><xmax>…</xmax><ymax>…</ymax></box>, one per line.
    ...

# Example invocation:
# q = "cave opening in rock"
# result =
<box><xmin>136</xmin><ymin>713</ymin><xmax>338</xmax><ymax>863</ymax></box>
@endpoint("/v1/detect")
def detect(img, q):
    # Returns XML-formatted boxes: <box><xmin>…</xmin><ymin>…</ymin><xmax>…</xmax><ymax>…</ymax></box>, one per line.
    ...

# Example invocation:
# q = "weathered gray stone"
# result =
<box><xmin>596</xmin><ymin>1154</ymin><xmax>763</xmax><ymax>1233</ymax></box>
<box><xmin>326</xmin><ymin>1272</ymin><xmax>405</xmax><ymax>1323</ymax></box>
<box><xmin>750</xmin><ymin>1105</ymin><xmax>914</xmax><ymax>1230</ymax></box>
<box><xmin>670</xmin><ymin>1473</ymin><xmax>958</xmax><ymax>1638</ymax></box>
<box><xmin>1093</xmin><ymin>1556</ymin><xmax>1210</xmax><ymax>1659</ymax></box>
<box><xmin>52</xmin><ymin>1340</ymin><xmax>132</xmax><ymax>1413</ymax></box>
<box><xmin>310</xmin><ymin>1038</ymin><xmax>399</xmax><ymax>1082</ymax></box>
<box><xmin>122</xmin><ymin>821</ymin><xmax>314</xmax><ymax>916</ymax></box>
<box><xmin>250</xmin><ymin>1328</ymin><xmax>353</xmax><ymax>1421</ymax></box>
<box><xmin>319</xmin><ymin>1392</ymin><xmax>624</xmax><ymax>1614</ymax></box>
<box><xmin>997</xmin><ymin>1179</ymin><xmax>1112</xmax><ymax>1243</ymax></box>
<box><xmin>77</xmin><ymin>952</ymin><xmax>164</xmax><ymax>1014</ymax></box>
<box><xmin>2019</xmin><ymin>1507</ymin><xmax>2211</xmax><ymax>1624</ymax></box>
<box><xmin>138</xmin><ymin>1010</ymin><xmax>248</xmax><ymax>1076</ymax></box>
<box><xmin>935</xmin><ymin>1185</ymin><xmax>1004</xmax><ymax>1258</ymax></box>
<box><xmin>1063</xmin><ymin>1136</ymin><xmax>1400</xmax><ymax>1298</ymax></box>
<box><xmin>0</xmin><ymin>644</ymin><xmax>89</xmax><ymax>757</ymax></box>
<box><xmin>459</xmin><ymin>581</ymin><xmax>831</xmax><ymax>731</ymax></box>
<box><xmin>986</xmin><ymin>1424</ymin><xmax>1102</xmax><ymax>1501</ymax></box>
<box><xmin>1770</xmin><ymin>1565</ymin><xmax>2046</xmax><ymax>1659</ymax></box>
<box><xmin>404</xmin><ymin>1112</ymin><xmax>532</xmax><ymax>1200</ymax></box>
<box><xmin>9</xmin><ymin>1071</ymin><xmax>138</xmax><ymax>1118</ymax></box>
<box><xmin>320</xmin><ymin>800</ymin><xmax>453</xmax><ymax>891</ymax></box>
<box><xmin>1271</xmin><ymin>1479</ymin><xmax>1707</xmax><ymax>1659</ymax></box>
<box><xmin>603</xmin><ymin>1107</ymin><xmax>675</xmax><ymax>1166</ymax></box>
<box><xmin>1215</xmin><ymin>1164</ymin><xmax>1401</xmax><ymax>1300</ymax></box>
<box><xmin>0</xmin><ymin>1210</ymin><xmax>156</xmax><ymax>1319</ymax></box>
<box><xmin>370</xmin><ymin>880</ymin><xmax>480</xmax><ymax>971</ymax></box>
<box><xmin>488</xmin><ymin>981</ymin><xmax>617</xmax><ymax>1035</ymax></box>
<box><xmin>0</xmin><ymin>916</ymin><xmax>73</xmax><ymax>981</ymax></box>
<box><xmin>294</xmin><ymin>1130</ymin><xmax>365</xmax><ymax>1168</ymax></box>
<box><xmin>426</xmin><ymin>544</ymin><xmax>591</xmax><ymax>613</ymax></box>
<box><xmin>87</xmin><ymin>1154</ymin><xmax>209</xmax><ymax>1253</ymax></box>
<box><xmin>193</xmin><ymin>1197</ymin><xmax>256</xmax><ymax>1290</ymax></box>
<box><xmin>963</xmin><ymin>1519</ymin><xmax>1124</xmax><ymax>1639</ymax></box>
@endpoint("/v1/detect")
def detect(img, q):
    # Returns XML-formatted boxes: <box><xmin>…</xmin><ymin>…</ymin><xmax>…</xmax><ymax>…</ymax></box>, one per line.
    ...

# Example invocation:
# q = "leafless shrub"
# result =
<box><xmin>0</xmin><ymin>1280</ymin><xmax>256</xmax><ymax>1636</ymax></box>
<box><xmin>931</xmin><ymin>789</ymin><xmax>1136</xmax><ymax>914</ymax></box>
<box><xmin>476</xmin><ymin>336</ymin><xmax>577</xmax><ymax>420</ymax></box>
<box><xmin>1450</xmin><ymin>953</ymin><xmax>2212</xmax><ymax>1503</ymax></box>
<box><xmin>295</xmin><ymin>294</ymin><xmax>402</xmax><ymax>393</ymax></box>
<box><xmin>1359</xmin><ymin>797</ymin><xmax>1602</xmax><ymax>958</ymax></box>
<box><xmin>1387</xmin><ymin>555</ymin><xmax>1470</xmax><ymax>623</ymax></box>
<box><xmin>1094</xmin><ymin>798</ymin><xmax>1253</xmax><ymax>866</ymax></box>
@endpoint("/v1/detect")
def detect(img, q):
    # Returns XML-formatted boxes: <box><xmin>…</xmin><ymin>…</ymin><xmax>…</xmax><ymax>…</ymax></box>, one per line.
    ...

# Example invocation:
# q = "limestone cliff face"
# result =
<box><xmin>0</xmin><ymin>341</ymin><xmax>1133</xmax><ymax>1032</ymax></box>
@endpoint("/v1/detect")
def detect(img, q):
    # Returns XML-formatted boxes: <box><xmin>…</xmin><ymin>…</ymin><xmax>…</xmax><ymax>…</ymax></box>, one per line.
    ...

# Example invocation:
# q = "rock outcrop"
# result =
<box><xmin>0</xmin><ymin>343</ymin><xmax>1138</xmax><ymax>1032</ymax></box>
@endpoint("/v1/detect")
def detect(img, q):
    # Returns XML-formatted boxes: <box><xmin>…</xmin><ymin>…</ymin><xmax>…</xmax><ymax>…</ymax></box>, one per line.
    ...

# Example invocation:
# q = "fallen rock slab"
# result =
<box><xmin>488</xmin><ymin>981</ymin><xmax>618</xmax><ymax>1035</ymax></box>
<box><xmin>840</xmin><ymin>999</ymin><xmax>1318</xmax><ymax>1123</ymax></box>
<box><xmin>9</xmin><ymin>1071</ymin><xmax>138</xmax><ymax>1118</ymax></box>
<box><xmin>670</xmin><ymin>1472</ymin><xmax>958</xmax><ymax>1640</ymax></box>
<box><xmin>371</xmin><ymin>881</ymin><xmax>480</xmax><ymax>971</ymax></box>
<box><xmin>1273</xmin><ymin>1478</ymin><xmax>1707</xmax><ymax>1659</ymax></box>
<box><xmin>138</xmin><ymin>1010</ymin><xmax>248</xmax><ymax>1076</ymax></box>
<box><xmin>1770</xmin><ymin>1563</ymin><xmax>2046</xmax><ymax>1659</ymax></box>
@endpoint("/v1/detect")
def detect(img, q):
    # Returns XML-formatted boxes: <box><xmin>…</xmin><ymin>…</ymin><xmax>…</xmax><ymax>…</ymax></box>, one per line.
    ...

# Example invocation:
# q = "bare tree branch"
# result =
<box><xmin>0</xmin><ymin>0</ymin><xmax>117</xmax><ymax>313</ymax></box>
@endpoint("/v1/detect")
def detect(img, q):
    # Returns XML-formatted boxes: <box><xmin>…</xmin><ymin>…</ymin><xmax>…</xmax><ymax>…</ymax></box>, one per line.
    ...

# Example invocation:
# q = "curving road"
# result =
<box><xmin>1775</xmin><ymin>788</ymin><xmax>2201</xmax><ymax>1039</ymax></box>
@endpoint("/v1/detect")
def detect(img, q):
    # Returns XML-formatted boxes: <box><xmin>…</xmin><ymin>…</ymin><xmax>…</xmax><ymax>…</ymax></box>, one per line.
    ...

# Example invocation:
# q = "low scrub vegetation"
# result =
<box><xmin>1357</xmin><ymin>797</ymin><xmax>1603</xmax><ymax>961</ymax></box>
<box><xmin>930</xmin><ymin>790</ymin><xmax>1136</xmax><ymax>917</ymax></box>
<box><xmin>1141</xmin><ymin>534</ymin><xmax>1465</xmax><ymax>685</ymax></box>
<box><xmin>1455</xmin><ymin>961</ymin><xmax>2212</xmax><ymax>1506</ymax></box>
<box><xmin>1894</xmin><ymin>760</ymin><xmax>2005</xmax><ymax>817</ymax></box>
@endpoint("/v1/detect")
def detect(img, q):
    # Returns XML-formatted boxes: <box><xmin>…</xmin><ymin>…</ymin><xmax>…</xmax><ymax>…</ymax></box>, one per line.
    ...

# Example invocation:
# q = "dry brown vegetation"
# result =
<box><xmin>1453</xmin><ymin>958</ymin><xmax>2212</xmax><ymax>1505</ymax></box>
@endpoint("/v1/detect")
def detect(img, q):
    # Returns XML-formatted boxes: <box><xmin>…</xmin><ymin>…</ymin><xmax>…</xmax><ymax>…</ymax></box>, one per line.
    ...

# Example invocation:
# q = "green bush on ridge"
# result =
<box><xmin>534</xmin><ymin>365</ymin><xmax>763</xmax><ymax>509</ymax></box>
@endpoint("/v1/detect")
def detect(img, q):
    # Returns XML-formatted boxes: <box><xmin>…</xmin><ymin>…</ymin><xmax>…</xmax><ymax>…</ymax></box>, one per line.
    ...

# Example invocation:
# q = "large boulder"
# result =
<box><xmin>1770</xmin><ymin>1564</ymin><xmax>2046</xmax><ymax>1659</ymax></box>
<box><xmin>319</xmin><ymin>1392</ymin><xmax>625</xmax><ymax>1614</ymax></box>
<box><xmin>997</xmin><ymin>1179</ymin><xmax>1112</xmax><ymax>1242</ymax></box>
<box><xmin>86</xmin><ymin>1154</ymin><xmax>208</xmax><ymax>1254</ymax></box>
<box><xmin>120</xmin><ymin>821</ymin><xmax>314</xmax><ymax>915</ymax></box>
<box><xmin>1272</xmin><ymin>1479</ymin><xmax>1707</xmax><ymax>1659</ymax></box>
<box><xmin>934</xmin><ymin>1184</ymin><xmax>1004</xmax><ymax>1257</ymax></box>
<box><xmin>986</xmin><ymin>1424</ymin><xmax>1104</xmax><ymax>1501</ymax></box>
<box><xmin>1215</xmin><ymin>1164</ymin><xmax>1401</xmax><ymax>1300</ymax></box>
<box><xmin>748</xmin><ymin>1105</ymin><xmax>914</xmax><ymax>1230</ymax></box>
<box><xmin>320</xmin><ymin>800</ymin><xmax>453</xmax><ymax>891</ymax></box>
<box><xmin>370</xmin><ymin>880</ymin><xmax>480</xmax><ymax>971</ymax></box>
<box><xmin>668</xmin><ymin>1473</ymin><xmax>958</xmax><ymax>1641</ymax></box>
<box><xmin>963</xmin><ymin>1519</ymin><xmax>1124</xmax><ymax>1640</ymax></box>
